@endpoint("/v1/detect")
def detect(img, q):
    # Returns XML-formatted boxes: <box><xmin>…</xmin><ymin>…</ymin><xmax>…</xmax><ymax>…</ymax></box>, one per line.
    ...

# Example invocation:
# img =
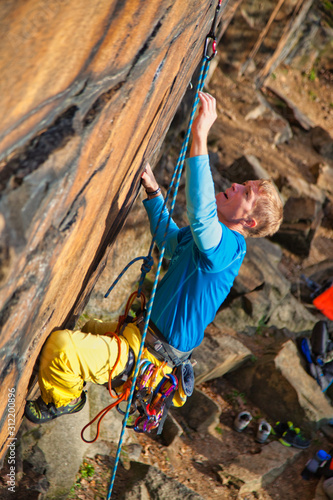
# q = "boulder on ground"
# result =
<box><xmin>120</xmin><ymin>461</ymin><xmax>204</xmax><ymax>500</ymax></box>
<box><xmin>283</xmin><ymin>196</ymin><xmax>322</xmax><ymax>224</ymax></box>
<box><xmin>193</xmin><ymin>327</ymin><xmax>252</xmax><ymax>385</ymax></box>
<box><xmin>311</xmin><ymin>126</ymin><xmax>333</xmax><ymax>160</ymax></box>
<box><xmin>215</xmin><ymin>238</ymin><xmax>317</xmax><ymax>333</ymax></box>
<box><xmin>19</xmin><ymin>402</ymin><xmax>90</xmax><ymax>499</ymax></box>
<box><xmin>264</xmin><ymin>86</ymin><xmax>315</xmax><ymax>130</ymax></box>
<box><xmin>223</xmin><ymin>154</ymin><xmax>272</xmax><ymax>183</ymax></box>
<box><xmin>172</xmin><ymin>388</ymin><xmax>221</xmax><ymax>434</ymax></box>
<box><xmin>226</xmin><ymin>339</ymin><xmax>333</xmax><ymax>431</ymax></box>
<box><xmin>218</xmin><ymin>441</ymin><xmax>302</xmax><ymax>495</ymax></box>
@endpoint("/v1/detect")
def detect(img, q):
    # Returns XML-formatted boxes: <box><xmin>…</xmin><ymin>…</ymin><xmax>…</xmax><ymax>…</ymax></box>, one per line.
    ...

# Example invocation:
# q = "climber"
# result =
<box><xmin>25</xmin><ymin>91</ymin><xmax>283</xmax><ymax>423</ymax></box>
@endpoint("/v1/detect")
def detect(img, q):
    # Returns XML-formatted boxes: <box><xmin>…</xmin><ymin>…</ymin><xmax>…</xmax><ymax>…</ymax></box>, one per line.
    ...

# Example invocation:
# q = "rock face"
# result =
<box><xmin>0</xmin><ymin>0</ymin><xmax>228</xmax><ymax>459</ymax></box>
<box><xmin>0</xmin><ymin>2</ymin><xmax>332</xmax><ymax>499</ymax></box>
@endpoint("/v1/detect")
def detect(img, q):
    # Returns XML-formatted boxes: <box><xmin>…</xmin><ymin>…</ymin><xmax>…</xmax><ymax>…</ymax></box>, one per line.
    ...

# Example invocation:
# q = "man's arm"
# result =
<box><xmin>141</xmin><ymin>163</ymin><xmax>179</xmax><ymax>258</ymax></box>
<box><xmin>190</xmin><ymin>92</ymin><xmax>217</xmax><ymax>158</ymax></box>
<box><xmin>141</xmin><ymin>163</ymin><xmax>161</xmax><ymax>200</ymax></box>
<box><xmin>186</xmin><ymin>92</ymin><xmax>222</xmax><ymax>253</ymax></box>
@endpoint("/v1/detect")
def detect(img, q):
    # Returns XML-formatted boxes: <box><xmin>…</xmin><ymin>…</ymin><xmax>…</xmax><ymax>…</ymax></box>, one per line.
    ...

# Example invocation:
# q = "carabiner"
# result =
<box><xmin>204</xmin><ymin>0</ymin><xmax>221</xmax><ymax>61</ymax></box>
<box><xmin>159</xmin><ymin>373</ymin><xmax>178</xmax><ymax>395</ymax></box>
<box><xmin>116</xmin><ymin>400</ymin><xmax>136</xmax><ymax>416</ymax></box>
<box><xmin>134</xmin><ymin>415</ymin><xmax>146</xmax><ymax>433</ymax></box>
<box><xmin>204</xmin><ymin>35</ymin><xmax>217</xmax><ymax>62</ymax></box>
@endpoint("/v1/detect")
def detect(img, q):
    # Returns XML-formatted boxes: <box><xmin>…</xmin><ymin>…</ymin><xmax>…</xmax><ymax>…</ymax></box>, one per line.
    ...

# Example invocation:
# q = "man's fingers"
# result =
<box><xmin>198</xmin><ymin>91</ymin><xmax>216</xmax><ymax>110</ymax></box>
<box><xmin>142</xmin><ymin>162</ymin><xmax>151</xmax><ymax>177</ymax></box>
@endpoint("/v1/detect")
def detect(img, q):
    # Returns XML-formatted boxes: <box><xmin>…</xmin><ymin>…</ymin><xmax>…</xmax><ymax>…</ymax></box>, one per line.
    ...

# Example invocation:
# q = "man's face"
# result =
<box><xmin>216</xmin><ymin>180</ymin><xmax>261</xmax><ymax>225</ymax></box>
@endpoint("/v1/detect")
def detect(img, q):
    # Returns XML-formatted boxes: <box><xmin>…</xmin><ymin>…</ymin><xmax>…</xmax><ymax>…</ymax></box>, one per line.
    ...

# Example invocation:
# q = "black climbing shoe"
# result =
<box><xmin>272</xmin><ymin>421</ymin><xmax>310</xmax><ymax>449</ymax></box>
<box><xmin>279</xmin><ymin>427</ymin><xmax>310</xmax><ymax>449</ymax></box>
<box><xmin>24</xmin><ymin>392</ymin><xmax>86</xmax><ymax>424</ymax></box>
<box><xmin>272</xmin><ymin>420</ymin><xmax>293</xmax><ymax>438</ymax></box>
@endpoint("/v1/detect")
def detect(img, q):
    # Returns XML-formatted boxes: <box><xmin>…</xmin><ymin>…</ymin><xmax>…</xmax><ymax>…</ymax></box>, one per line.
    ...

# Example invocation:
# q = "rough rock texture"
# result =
<box><xmin>20</xmin><ymin>406</ymin><xmax>91</xmax><ymax>500</ymax></box>
<box><xmin>120</xmin><ymin>461</ymin><xmax>205</xmax><ymax>500</ymax></box>
<box><xmin>82</xmin><ymin>193</ymin><xmax>153</xmax><ymax>318</ymax></box>
<box><xmin>227</xmin><ymin>339</ymin><xmax>333</xmax><ymax>430</ymax></box>
<box><xmin>218</xmin><ymin>441</ymin><xmax>302</xmax><ymax>494</ymax></box>
<box><xmin>0</xmin><ymin>0</ymin><xmax>230</xmax><ymax>459</ymax></box>
<box><xmin>193</xmin><ymin>327</ymin><xmax>252</xmax><ymax>385</ymax></box>
<box><xmin>0</xmin><ymin>0</ymin><xmax>333</xmax><ymax>500</ymax></box>
<box><xmin>173</xmin><ymin>388</ymin><xmax>221</xmax><ymax>434</ymax></box>
<box><xmin>214</xmin><ymin>237</ymin><xmax>317</xmax><ymax>334</ymax></box>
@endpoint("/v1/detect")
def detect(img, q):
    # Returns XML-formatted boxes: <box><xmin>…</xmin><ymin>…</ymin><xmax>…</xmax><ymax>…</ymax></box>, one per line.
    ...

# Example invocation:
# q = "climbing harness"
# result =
<box><xmin>102</xmin><ymin>2</ymin><xmax>223</xmax><ymax>497</ymax></box>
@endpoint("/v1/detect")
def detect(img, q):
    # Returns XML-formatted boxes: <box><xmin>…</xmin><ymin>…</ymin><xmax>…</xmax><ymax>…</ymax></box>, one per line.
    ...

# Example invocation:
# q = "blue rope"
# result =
<box><xmin>106</xmin><ymin>55</ymin><xmax>210</xmax><ymax>499</ymax></box>
<box><xmin>104</xmin><ymin>257</ymin><xmax>150</xmax><ymax>299</ymax></box>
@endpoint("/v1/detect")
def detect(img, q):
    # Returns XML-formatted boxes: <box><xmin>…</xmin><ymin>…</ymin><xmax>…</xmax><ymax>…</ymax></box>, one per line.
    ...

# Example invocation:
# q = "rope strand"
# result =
<box><xmin>106</xmin><ymin>2</ymin><xmax>221</xmax><ymax>494</ymax></box>
<box><xmin>106</xmin><ymin>55</ymin><xmax>211</xmax><ymax>499</ymax></box>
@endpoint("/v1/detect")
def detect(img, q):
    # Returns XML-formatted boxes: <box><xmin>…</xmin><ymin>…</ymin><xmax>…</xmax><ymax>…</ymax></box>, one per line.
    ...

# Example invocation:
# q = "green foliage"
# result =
<box><xmin>256</xmin><ymin>316</ymin><xmax>267</xmax><ymax>336</ymax></box>
<box><xmin>69</xmin><ymin>481</ymin><xmax>81</xmax><ymax>495</ymax></box>
<box><xmin>68</xmin><ymin>461</ymin><xmax>96</xmax><ymax>498</ymax></box>
<box><xmin>80</xmin><ymin>462</ymin><xmax>95</xmax><ymax>478</ymax></box>
<box><xmin>126</xmin><ymin>414</ymin><xmax>136</xmax><ymax>426</ymax></box>
<box><xmin>323</xmin><ymin>0</ymin><xmax>333</xmax><ymax>11</ymax></box>
<box><xmin>226</xmin><ymin>389</ymin><xmax>247</xmax><ymax>405</ymax></box>
<box><xmin>308</xmin><ymin>69</ymin><xmax>317</xmax><ymax>81</ymax></box>
<box><xmin>250</xmin><ymin>354</ymin><xmax>257</xmax><ymax>364</ymax></box>
<box><xmin>270</xmin><ymin>72</ymin><xmax>277</xmax><ymax>80</ymax></box>
<box><xmin>215</xmin><ymin>425</ymin><xmax>223</xmax><ymax>435</ymax></box>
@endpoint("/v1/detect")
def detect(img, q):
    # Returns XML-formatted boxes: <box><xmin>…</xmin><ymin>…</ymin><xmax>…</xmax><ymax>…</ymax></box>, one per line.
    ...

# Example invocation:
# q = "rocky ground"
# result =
<box><xmin>64</xmin><ymin>57</ymin><xmax>333</xmax><ymax>500</ymax></box>
<box><xmin>63</xmin><ymin>334</ymin><xmax>333</xmax><ymax>500</ymax></box>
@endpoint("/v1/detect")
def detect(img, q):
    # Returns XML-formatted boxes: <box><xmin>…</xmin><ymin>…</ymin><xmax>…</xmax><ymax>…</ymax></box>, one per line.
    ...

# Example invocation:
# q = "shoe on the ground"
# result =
<box><xmin>276</xmin><ymin>423</ymin><xmax>310</xmax><ymax>449</ymax></box>
<box><xmin>271</xmin><ymin>420</ymin><xmax>294</xmax><ymax>437</ymax></box>
<box><xmin>25</xmin><ymin>392</ymin><xmax>86</xmax><ymax>424</ymax></box>
<box><xmin>233</xmin><ymin>411</ymin><xmax>252</xmax><ymax>432</ymax></box>
<box><xmin>256</xmin><ymin>419</ymin><xmax>271</xmax><ymax>443</ymax></box>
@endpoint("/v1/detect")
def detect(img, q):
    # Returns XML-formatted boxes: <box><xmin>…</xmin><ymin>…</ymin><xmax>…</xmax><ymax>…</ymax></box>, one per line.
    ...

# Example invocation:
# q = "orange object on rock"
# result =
<box><xmin>313</xmin><ymin>286</ymin><xmax>333</xmax><ymax>320</ymax></box>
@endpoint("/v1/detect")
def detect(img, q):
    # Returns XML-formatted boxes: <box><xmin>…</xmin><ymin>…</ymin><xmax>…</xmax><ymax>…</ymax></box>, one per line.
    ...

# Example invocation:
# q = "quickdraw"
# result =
<box><xmin>115</xmin><ymin>357</ymin><xmax>177</xmax><ymax>435</ymax></box>
<box><xmin>131</xmin><ymin>369</ymin><xmax>178</xmax><ymax>434</ymax></box>
<box><xmin>204</xmin><ymin>0</ymin><xmax>222</xmax><ymax>61</ymax></box>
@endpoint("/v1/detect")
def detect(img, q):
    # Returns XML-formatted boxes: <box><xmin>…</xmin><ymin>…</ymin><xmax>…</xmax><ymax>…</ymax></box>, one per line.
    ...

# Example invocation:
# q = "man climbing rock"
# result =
<box><xmin>25</xmin><ymin>92</ymin><xmax>283</xmax><ymax>424</ymax></box>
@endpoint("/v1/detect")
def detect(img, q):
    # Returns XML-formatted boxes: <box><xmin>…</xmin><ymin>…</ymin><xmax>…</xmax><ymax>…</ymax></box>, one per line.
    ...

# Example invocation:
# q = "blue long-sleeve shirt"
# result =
<box><xmin>143</xmin><ymin>155</ymin><xmax>246</xmax><ymax>352</ymax></box>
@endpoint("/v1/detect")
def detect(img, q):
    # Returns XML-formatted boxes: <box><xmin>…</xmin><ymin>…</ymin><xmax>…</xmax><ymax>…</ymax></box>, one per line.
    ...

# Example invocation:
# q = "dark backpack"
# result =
<box><xmin>299</xmin><ymin>321</ymin><xmax>333</xmax><ymax>392</ymax></box>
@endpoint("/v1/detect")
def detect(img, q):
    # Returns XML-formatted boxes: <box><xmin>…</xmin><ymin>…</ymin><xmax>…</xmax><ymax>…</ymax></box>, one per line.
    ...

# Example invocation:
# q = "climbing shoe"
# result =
<box><xmin>25</xmin><ymin>391</ymin><xmax>86</xmax><ymax>424</ymax></box>
<box><xmin>255</xmin><ymin>419</ymin><xmax>271</xmax><ymax>444</ymax></box>
<box><xmin>279</xmin><ymin>427</ymin><xmax>310</xmax><ymax>449</ymax></box>
<box><xmin>272</xmin><ymin>420</ymin><xmax>294</xmax><ymax>438</ymax></box>
<box><xmin>272</xmin><ymin>421</ymin><xmax>310</xmax><ymax>449</ymax></box>
<box><xmin>233</xmin><ymin>411</ymin><xmax>252</xmax><ymax>432</ymax></box>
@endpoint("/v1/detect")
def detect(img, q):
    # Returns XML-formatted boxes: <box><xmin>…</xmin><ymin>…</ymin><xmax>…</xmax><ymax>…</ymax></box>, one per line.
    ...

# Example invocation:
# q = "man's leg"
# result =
<box><xmin>25</xmin><ymin>324</ymin><xmax>130</xmax><ymax>423</ymax></box>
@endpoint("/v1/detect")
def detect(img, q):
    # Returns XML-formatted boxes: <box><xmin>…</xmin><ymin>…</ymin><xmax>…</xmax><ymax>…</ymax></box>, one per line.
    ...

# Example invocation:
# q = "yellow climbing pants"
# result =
<box><xmin>38</xmin><ymin>319</ymin><xmax>171</xmax><ymax>407</ymax></box>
